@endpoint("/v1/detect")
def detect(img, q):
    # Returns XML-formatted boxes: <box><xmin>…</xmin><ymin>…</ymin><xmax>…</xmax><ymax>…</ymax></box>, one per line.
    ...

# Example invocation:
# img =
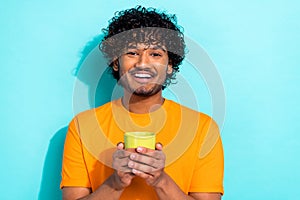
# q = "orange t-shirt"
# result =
<box><xmin>61</xmin><ymin>99</ymin><xmax>224</xmax><ymax>199</ymax></box>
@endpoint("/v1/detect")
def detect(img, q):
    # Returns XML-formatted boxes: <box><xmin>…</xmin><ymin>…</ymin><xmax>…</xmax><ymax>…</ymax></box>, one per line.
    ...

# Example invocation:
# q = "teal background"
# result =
<box><xmin>1</xmin><ymin>0</ymin><xmax>299</xmax><ymax>199</ymax></box>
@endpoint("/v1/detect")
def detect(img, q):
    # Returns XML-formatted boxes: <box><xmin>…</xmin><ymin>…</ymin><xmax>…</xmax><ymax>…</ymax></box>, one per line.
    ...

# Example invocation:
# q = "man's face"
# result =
<box><xmin>114</xmin><ymin>43</ymin><xmax>173</xmax><ymax>97</ymax></box>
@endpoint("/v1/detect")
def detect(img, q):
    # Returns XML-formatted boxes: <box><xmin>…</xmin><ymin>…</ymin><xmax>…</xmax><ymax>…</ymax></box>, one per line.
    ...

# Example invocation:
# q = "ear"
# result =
<box><xmin>113</xmin><ymin>60</ymin><xmax>119</xmax><ymax>71</ymax></box>
<box><xmin>167</xmin><ymin>63</ymin><xmax>173</xmax><ymax>75</ymax></box>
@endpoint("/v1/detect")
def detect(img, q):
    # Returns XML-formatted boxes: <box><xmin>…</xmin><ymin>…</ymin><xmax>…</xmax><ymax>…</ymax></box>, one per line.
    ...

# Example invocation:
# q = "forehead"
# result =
<box><xmin>126</xmin><ymin>43</ymin><xmax>167</xmax><ymax>51</ymax></box>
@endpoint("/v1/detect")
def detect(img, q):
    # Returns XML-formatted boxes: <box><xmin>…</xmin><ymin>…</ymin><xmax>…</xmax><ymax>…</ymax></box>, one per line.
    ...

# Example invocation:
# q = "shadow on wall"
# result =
<box><xmin>38</xmin><ymin>34</ymin><xmax>122</xmax><ymax>199</ymax></box>
<box><xmin>38</xmin><ymin>126</ymin><xmax>68</xmax><ymax>199</ymax></box>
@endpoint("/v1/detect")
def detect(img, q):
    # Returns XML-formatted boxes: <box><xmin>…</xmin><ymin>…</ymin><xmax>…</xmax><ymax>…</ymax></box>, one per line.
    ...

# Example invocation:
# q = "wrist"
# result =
<box><xmin>89</xmin><ymin>173</ymin><xmax>125</xmax><ymax>200</ymax></box>
<box><xmin>152</xmin><ymin>171</ymin><xmax>168</xmax><ymax>190</ymax></box>
<box><xmin>111</xmin><ymin>172</ymin><xmax>126</xmax><ymax>191</ymax></box>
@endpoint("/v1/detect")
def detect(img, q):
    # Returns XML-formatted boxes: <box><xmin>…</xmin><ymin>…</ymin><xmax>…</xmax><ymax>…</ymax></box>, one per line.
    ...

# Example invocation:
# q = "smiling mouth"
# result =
<box><xmin>130</xmin><ymin>69</ymin><xmax>156</xmax><ymax>78</ymax></box>
<box><xmin>130</xmin><ymin>71</ymin><xmax>156</xmax><ymax>84</ymax></box>
<box><xmin>134</xmin><ymin>73</ymin><xmax>152</xmax><ymax>78</ymax></box>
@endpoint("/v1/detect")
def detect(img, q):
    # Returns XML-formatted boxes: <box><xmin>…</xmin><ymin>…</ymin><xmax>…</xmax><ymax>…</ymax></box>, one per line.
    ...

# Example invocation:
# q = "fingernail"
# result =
<box><xmin>137</xmin><ymin>147</ymin><xmax>143</xmax><ymax>152</ymax></box>
<box><xmin>128</xmin><ymin>161</ymin><xmax>134</xmax><ymax>167</ymax></box>
<box><xmin>132</xmin><ymin>169</ymin><xmax>138</xmax><ymax>174</ymax></box>
<box><xmin>130</xmin><ymin>154</ymin><xmax>136</xmax><ymax>159</ymax></box>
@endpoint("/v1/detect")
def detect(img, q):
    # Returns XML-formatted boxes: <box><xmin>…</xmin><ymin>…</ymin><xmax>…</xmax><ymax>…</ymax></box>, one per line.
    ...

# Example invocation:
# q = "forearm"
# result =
<box><xmin>154</xmin><ymin>172</ymin><xmax>221</xmax><ymax>200</ymax></box>
<box><xmin>77</xmin><ymin>174</ymin><xmax>124</xmax><ymax>200</ymax></box>
<box><xmin>153</xmin><ymin>172</ymin><xmax>195</xmax><ymax>200</ymax></box>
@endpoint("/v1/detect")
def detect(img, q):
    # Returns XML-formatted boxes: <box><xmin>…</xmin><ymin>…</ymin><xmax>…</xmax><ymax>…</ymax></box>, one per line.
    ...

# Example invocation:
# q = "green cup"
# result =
<box><xmin>124</xmin><ymin>132</ymin><xmax>156</xmax><ymax>150</ymax></box>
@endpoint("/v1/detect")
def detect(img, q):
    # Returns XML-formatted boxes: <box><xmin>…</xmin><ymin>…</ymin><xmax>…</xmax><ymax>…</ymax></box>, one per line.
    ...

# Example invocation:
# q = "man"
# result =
<box><xmin>61</xmin><ymin>6</ymin><xmax>224</xmax><ymax>200</ymax></box>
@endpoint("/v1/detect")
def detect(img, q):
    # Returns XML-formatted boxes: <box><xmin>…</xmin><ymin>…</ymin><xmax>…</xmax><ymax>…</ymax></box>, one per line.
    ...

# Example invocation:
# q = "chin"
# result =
<box><xmin>132</xmin><ymin>85</ymin><xmax>162</xmax><ymax>97</ymax></box>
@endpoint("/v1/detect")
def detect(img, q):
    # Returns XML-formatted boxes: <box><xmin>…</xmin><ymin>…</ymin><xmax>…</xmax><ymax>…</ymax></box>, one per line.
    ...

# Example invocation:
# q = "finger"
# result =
<box><xmin>113</xmin><ymin>149</ymin><xmax>131</xmax><ymax>160</ymax></box>
<box><xmin>113</xmin><ymin>161</ymin><xmax>132</xmax><ymax>173</ymax></box>
<box><xmin>155</xmin><ymin>143</ymin><xmax>163</xmax><ymax>151</ymax></box>
<box><xmin>113</xmin><ymin>157</ymin><xmax>133</xmax><ymax>172</ymax></box>
<box><xmin>131</xmin><ymin>168</ymin><xmax>153</xmax><ymax>178</ymax></box>
<box><xmin>134</xmin><ymin>147</ymin><xmax>165</xmax><ymax>164</ymax></box>
<box><xmin>117</xmin><ymin>142</ymin><xmax>125</xmax><ymax>149</ymax></box>
<box><xmin>131</xmin><ymin>148</ymin><xmax>165</xmax><ymax>160</ymax></box>
<box><xmin>129</xmin><ymin>153</ymin><xmax>158</xmax><ymax>167</ymax></box>
<box><xmin>118</xmin><ymin>166</ymin><xmax>133</xmax><ymax>173</ymax></box>
<box><xmin>131</xmin><ymin>169</ymin><xmax>163</xmax><ymax>187</ymax></box>
<box><xmin>135</xmin><ymin>149</ymin><xmax>165</xmax><ymax>160</ymax></box>
<box><xmin>117</xmin><ymin>157</ymin><xmax>131</xmax><ymax>167</ymax></box>
<box><xmin>128</xmin><ymin>159</ymin><xmax>161</xmax><ymax>174</ymax></box>
<box><xmin>136</xmin><ymin>147</ymin><xmax>156</xmax><ymax>154</ymax></box>
<box><xmin>129</xmin><ymin>157</ymin><xmax>164</xmax><ymax>170</ymax></box>
<box><xmin>117</xmin><ymin>170</ymin><xmax>135</xmax><ymax>178</ymax></box>
<box><xmin>135</xmin><ymin>147</ymin><xmax>148</xmax><ymax>154</ymax></box>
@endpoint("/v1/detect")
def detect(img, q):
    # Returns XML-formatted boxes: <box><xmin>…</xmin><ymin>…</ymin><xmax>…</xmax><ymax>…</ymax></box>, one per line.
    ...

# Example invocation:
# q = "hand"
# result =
<box><xmin>127</xmin><ymin>143</ymin><xmax>166</xmax><ymax>187</ymax></box>
<box><xmin>111</xmin><ymin>142</ymin><xmax>135</xmax><ymax>190</ymax></box>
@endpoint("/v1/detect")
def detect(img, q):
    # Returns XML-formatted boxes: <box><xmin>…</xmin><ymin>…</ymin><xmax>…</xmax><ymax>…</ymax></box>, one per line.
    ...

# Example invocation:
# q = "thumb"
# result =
<box><xmin>155</xmin><ymin>142</ymin><xmax>163</xmax><ymax>151</ymax></box>
<box><xmin>117</xmin><ymin>142</ymin><xmax>125</xmax><ymax>150</ymax></box>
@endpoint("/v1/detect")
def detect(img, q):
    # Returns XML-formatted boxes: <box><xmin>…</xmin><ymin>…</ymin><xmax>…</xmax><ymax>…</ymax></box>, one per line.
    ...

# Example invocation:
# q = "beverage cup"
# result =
<box><xmin>124</xmin><ymin>132</ymin><xmax>156</xmax><ymax>151</ymax></box>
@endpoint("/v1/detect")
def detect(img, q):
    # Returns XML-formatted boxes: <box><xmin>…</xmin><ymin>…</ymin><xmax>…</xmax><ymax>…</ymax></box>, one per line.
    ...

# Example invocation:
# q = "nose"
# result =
<box><xmin>136</xmin><ymin>51</ymin><xmax>149</xmax><ymax>67</ymax></box>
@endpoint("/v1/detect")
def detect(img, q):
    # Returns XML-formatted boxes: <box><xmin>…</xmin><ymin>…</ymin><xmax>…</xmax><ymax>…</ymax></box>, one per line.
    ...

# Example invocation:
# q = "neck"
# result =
<box><xmin>122</xmin><ymin>90</ymin><xmax>164</xmax><ymax>114</ymax></box>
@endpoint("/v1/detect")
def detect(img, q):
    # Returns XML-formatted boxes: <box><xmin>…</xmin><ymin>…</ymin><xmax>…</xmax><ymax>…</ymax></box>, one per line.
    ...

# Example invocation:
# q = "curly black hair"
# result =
<box><xmin>99</xmin><ymin>6</ymin><xmax>186</xmax><ymax>89</ymax></box>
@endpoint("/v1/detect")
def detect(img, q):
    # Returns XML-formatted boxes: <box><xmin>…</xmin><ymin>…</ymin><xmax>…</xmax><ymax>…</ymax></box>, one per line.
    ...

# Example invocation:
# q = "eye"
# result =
<box><xmin>126</xmin><ymin>51</ymin><xmax>138</xmax><ymax>56</ymax></box>
<box><xmin>150</xmin><ymin>52</ymin><xmax>162</xmax><ymax>57</ymax></box>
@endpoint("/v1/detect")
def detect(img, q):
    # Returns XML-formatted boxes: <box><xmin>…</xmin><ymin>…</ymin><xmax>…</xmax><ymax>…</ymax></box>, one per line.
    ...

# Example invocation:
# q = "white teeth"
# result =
<box><xmin>134</xmin><ymin>73</ymin><xmax>151</xmax><ymax>78</ymax></box>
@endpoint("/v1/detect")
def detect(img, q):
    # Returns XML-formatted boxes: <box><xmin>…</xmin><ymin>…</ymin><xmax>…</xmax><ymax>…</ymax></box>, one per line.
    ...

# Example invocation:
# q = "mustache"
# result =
<box><xmin>128</xmin><ymin>67</ymin><xmax>157</xmax><ymax>76</ymax></box>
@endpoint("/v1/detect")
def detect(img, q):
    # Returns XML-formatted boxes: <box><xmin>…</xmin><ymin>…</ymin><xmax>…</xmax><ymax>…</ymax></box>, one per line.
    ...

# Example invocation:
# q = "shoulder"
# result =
<box><xmin>67</xmin><ymin>101</ymin><xmax>116</xmax><ymax>131</ymax></box>
<box><xmin>164</xmin><ymin>99</ymin><xmax>218</xmax><ymax>133</ymax></box>
<box><xmin>73</xmin><ymin>100</ymin><xmax>115</xmax><ymax>120</ymax></box>
<box><xmin>165</xmin><ymin>99</ymin><xmax>213</xmax><ymax>120</ymax></box>
<box><xmin>67</xmin><ymin>100</ymin><xmax>116</xmax><ymax>136</ymax></box>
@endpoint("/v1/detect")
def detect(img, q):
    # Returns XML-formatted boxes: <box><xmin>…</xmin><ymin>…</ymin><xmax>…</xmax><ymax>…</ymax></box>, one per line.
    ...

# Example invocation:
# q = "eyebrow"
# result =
<box><xmin>151</xmin><ymin>46</ymin><xmax>167</xmax><ymax>52</ymax></box>
<box><xmin>126</xmin><ymin>45</ymin><xmax>167</xmax><ymax>52</ymax></box>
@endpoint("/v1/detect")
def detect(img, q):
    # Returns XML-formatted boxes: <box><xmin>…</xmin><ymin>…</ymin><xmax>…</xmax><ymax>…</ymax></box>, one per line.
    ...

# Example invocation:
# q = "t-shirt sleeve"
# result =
<box><xmin>189</xmin><ymin>118</ymin><xmax>224</xmax><ymax>194</ymax></box>
<box><xmin>60</xmin><ymin>117</ymin><xmax>91</xmax><ymax>189</ymax></box>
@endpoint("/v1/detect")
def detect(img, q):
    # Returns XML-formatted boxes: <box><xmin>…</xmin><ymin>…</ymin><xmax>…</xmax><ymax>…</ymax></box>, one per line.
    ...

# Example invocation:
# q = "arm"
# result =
<box><xmin>61</xmin><ymin>116</ymin><xmax>137</xmax><ymax>200</ymax></box>
<box><xmin>128</xmin><ymin>144</ymin><xmax>222</xmax><ymax>200</ymax></box>
<box><xmin>62</xmin><ymin>173</ymin><xmax>128</xmax><ymax>200</ymax></box>
<box><xmin>154</xmin><ymin>172</ymin><xmax>221</xmax><ymax>200</ymax></box>
<box><xmin>62</xmin><ymin>143</ymin><xmax>135</xmax><ymax>200</ymax></box>
<box><xmin>77</xmin><ymin>169</ymin><xmax>222</xmax><ymax>200</ymax></box>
